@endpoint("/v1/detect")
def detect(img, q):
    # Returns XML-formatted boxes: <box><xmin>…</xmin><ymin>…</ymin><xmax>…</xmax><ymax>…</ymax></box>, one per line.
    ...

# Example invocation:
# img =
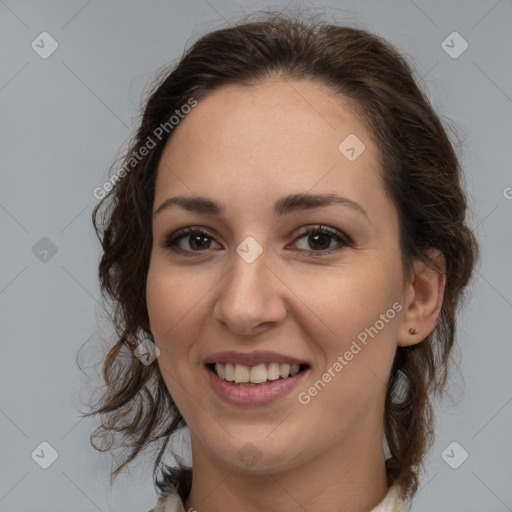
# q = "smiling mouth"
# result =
<box><xmin>206</xmin><ymin>362</ymin><xmax>310</xmax><ymax>386</ymax></box>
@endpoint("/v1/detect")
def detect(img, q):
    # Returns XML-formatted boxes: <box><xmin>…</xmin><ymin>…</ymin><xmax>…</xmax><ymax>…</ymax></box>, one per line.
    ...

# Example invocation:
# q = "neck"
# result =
<box><xmin>184</xmin><ymin>412</ymin><xmax>389</xmax><ymax>512</ymax></box>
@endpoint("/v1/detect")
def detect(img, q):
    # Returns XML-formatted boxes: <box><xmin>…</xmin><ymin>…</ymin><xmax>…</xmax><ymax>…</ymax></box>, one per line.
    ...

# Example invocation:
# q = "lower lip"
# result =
<box><xmin>206</xmin><ymin>366</ymin><xmax>308</xmax><ymax>406</ymax></box>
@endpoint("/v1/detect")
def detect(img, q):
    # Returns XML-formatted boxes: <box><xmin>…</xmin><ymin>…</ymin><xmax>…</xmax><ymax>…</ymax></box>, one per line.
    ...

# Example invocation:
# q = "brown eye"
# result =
<box><xmin>161</xmin><ymin>227</ymin><xmax>221</xmax><ymax>254</ymax></box>
<box><xmin>290</xmin><ymin>225</ymin><xmax>353</xmax><ymax>254</ymax></box>
<box><xmin>160</xmin><ymin>224</ymin><xmax>352</xmax><ymax>257</ymax></box>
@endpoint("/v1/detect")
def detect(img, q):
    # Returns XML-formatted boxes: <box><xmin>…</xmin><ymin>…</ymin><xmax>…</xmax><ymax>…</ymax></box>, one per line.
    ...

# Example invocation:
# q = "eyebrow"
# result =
<box><xmin>153</xmin><ymin>192</ymin><xmax>370</xmax><ymax>222</ymax></box>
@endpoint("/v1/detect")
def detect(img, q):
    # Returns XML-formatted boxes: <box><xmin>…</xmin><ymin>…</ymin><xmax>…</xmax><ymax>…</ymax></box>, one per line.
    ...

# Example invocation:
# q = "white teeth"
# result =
<box><xmin>233</xmin><ymin>364</ymin><xmax>250</xmax><ymax>383</ymax></box>
<box><xmin>279</xmin><ymin>363</ymin><xmax>290</xmax><ymax>378</ymax></box>
<box><xmin>267</xmin><ymin>362</ymin><xmax>281</xmax><ymax>380</ymax></box>
<box><xmin>249</xmin><ymin>364</ymin><xmax>267</xmax><ymax>383</ymax></box>
<box><xmin>224</xmin><ymin>363</ymin><xmax>235</xmax><ymax>382</ymax></box>
<box><xmin>215</xmin><ymin>363</ymin><xmax>225</xmax><ymax>379</ymax></box>
<box><xmin>212</xmin><ymin>362</ymin><xmax>304</xmax><ymax>384</ymax></box>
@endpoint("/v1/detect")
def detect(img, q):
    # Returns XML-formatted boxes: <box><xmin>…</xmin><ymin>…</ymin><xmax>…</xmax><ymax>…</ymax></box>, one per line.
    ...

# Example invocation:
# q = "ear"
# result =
<box><xmin>397</xmin><ymin>248</ymin><xmax>446</xmax><ymax>347</ymax></box>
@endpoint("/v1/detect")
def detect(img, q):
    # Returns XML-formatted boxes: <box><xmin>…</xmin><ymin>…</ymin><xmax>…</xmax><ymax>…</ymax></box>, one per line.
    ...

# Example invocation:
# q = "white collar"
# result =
<box><xmin>151</xmin><ymin>484</ymin><xmax>404</xmax><ymax>512</ymax></box>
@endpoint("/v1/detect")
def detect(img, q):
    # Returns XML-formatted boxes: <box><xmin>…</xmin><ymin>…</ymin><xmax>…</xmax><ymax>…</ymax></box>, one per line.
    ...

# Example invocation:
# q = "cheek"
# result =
<box><xmin>147</xmin><ymin>258</ymin><xmax>197</xmax><ymax>333</ymax></box>
<box><xmin>146</xmin><ymin>265</ymin><xmax>172</xmax><ymax>338</ymax></box>
<box><xmin>293</xmin><ymin>262</ymin><xmax>401</xmax><ymax>406</ymax></box>
<box><xmin>146</xmin><ymin>262</ymin><xmax>199</xmax><ymax>403</ymax></box>
<box><xmin>294</xmin><ymin>263</ymin><xmax>401</xmax><ymax>348</ymax></box>
<box><xmin>146</xmin><ymin>261</ymin><xmax>193</xmax><ymax>355</ymax></box>
<box><xmin>146</xmin><ymin>258</ymin><xmax>218</xmax><ymax>373</ymax></box>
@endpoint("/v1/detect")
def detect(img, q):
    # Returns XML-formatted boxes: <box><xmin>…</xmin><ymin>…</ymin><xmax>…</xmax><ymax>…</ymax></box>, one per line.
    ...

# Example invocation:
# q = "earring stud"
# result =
<box><xmin>409</xmin><ymin>328</ymin><xmax>418</xmax><ymax>335</ymax></box>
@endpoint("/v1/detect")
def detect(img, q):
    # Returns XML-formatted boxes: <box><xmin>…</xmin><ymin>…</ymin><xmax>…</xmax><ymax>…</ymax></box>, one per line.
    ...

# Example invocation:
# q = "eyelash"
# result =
<box><xmin>159</xmin><ymin>224</ymin><xmax>353</xmax><ymax>257</ymax></box>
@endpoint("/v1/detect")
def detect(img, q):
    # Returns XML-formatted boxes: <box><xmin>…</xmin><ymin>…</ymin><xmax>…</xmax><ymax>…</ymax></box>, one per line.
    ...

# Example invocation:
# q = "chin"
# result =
<box><xmin>202</xmin><ymin>431</ymin><xmax>306</xmax><ymax>474</ymax></box>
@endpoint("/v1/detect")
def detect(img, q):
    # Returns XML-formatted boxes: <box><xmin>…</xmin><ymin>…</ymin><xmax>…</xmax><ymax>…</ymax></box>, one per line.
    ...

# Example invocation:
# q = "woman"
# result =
<box><xmin>87</xmin><ymin>13</ymin><xmax>478</xmax><ymax>512</ymax></box>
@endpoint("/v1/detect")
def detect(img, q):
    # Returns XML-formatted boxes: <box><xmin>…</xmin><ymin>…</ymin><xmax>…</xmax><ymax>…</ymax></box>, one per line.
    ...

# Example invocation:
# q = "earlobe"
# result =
<box><xmin>397</xmin><ymin>249</ymin><xmax>446</xmax><ymax>347</ymax></box>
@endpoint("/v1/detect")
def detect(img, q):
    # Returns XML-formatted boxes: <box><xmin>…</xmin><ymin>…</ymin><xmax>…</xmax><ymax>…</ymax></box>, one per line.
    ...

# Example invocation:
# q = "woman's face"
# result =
<box><xmin>146</xmin><ymin>79</ymin><xmax>410</xmax><ymax>475</ymax></box>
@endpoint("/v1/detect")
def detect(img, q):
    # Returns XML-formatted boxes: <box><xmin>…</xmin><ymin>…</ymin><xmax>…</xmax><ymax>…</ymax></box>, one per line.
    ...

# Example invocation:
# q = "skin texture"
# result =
<box><xmin>146</xmin><ymin>79</ymin><xmax>446</xmax><ymax>512</ymax></box>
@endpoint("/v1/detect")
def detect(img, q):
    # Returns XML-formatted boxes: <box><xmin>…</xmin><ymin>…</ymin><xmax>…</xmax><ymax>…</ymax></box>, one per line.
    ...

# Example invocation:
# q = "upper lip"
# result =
<box><xmin>204</xmin><ymin>350</ymin><xmax>309</xmax><ymax>367</ymax></box>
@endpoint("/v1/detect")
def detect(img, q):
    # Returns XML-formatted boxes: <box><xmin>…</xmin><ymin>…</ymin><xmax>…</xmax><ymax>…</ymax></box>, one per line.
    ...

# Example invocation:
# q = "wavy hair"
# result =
<box><xmin>84</xmin><ymin>12</ymin><xmax>479</xmax><ymax>503</ymax></box>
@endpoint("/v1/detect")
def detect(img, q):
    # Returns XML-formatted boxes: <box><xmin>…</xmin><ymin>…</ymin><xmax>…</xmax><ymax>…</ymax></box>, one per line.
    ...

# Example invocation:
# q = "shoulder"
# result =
<box><xmin>370</xmin><ymin>485</ymin><xmax>405</xmax><ymax>512</ymax></box>
<box><xmin>147</xmin><ymin>490</ymin><xmax>187</xmax><ymax>512</ymax></box>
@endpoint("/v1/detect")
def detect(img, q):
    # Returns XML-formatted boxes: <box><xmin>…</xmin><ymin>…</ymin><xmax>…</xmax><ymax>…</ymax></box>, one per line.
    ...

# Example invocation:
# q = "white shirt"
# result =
<box><xmin>148</xmin><ymin>484</ymin><xmax>404</xmax><ymax>512</ymax></box>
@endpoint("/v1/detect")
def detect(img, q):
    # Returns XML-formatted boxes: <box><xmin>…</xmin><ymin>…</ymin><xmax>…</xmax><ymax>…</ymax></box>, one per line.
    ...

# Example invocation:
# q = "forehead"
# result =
<box><xmin>154</xmin><ymin>79</ymin><xmax>388</xmax><ymax>222</ymax></box>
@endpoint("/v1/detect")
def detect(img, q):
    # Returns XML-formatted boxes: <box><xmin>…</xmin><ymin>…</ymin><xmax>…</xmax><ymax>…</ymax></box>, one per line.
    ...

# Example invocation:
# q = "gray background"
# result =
<box><xmin>1</xmin><ymin>0</ymin><xmax>511</xmax><ymax>511</ymax></box>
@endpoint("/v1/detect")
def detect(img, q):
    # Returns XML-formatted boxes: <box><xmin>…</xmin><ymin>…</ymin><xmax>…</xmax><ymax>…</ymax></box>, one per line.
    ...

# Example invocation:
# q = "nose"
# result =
<box><xmin>212</xmin><ymin>247</ymin><xmax>287</xmax><ymax>336</ymax></box>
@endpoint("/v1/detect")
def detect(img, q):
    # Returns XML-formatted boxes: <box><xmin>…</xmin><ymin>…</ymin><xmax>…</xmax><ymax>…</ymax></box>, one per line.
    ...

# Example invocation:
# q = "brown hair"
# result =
<box><xmin>85</xmin><ymin>12</ymin><xmax>479</xmax><ymax>503</ymax></box>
